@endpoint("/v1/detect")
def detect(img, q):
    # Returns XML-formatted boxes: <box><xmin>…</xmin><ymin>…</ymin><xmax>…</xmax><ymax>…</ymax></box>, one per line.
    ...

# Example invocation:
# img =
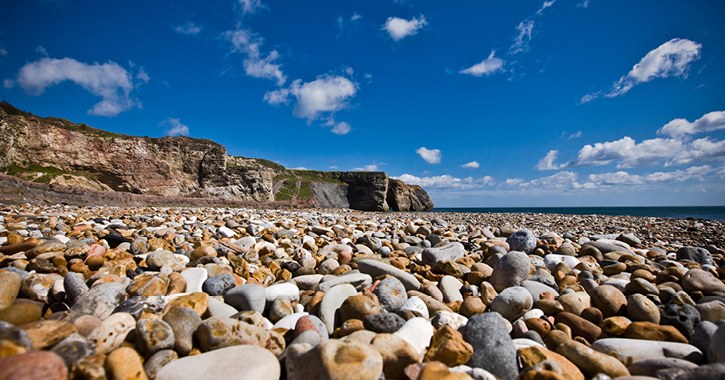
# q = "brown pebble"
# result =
<box><xmin>0</xmin><ymin>351</ymin><xmax>68</xmax><ymax>380</ymax></box>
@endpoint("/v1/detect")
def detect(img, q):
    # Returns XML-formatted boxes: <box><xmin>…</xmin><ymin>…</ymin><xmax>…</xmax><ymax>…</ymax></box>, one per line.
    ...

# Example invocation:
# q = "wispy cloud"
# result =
<box><xmin>161</xmin><ymin>118</ymin><xmax>190</xmax><ymax>136</ymax></box>
<box><xmin>224</xmin><ymin>28</ymin><xmax>286</xmax><ymax>86</ymax></box>
<box><xmin>382</xmin><ymin>15</ymin><xmax>427</xmax><ymax>41</ymax></box>
<box><xmin>461</xmin><ymin>161</ymin><xmax>480</xmax><ymax>168</ymax></box>
<box><xmin>237</xmin><ymin>0</ymin><xmax>267</xmax><ymax>16</ymax></box>
<box><xmin>416</xmin><ymin>147</ymin><xmax>442</xmax><ymax>164</ymax></box>
<box><xmin>175</xmin><ymin>22</ymin><xmax>202</xmax><ymax>36</ymax></box>
<box><xmin>657</xmin><ymin>110</ymin><xmax>725</xmax><ymax>139</ymax></box>
<box><xmin>7</xmin><ymin>57</ymin><xmax>146</xmax><ymax>117</ymax></box>
<box><xmin>337</xmin><ymin>12</ymin><xmax>362</xmax><ymax>38</ymax></box>
<box><xmin>509</xmin><ymin>20</ymin><xmax>535</xmax><ymax>55</ymax></box>
<box><xmin>581</xmin><ymin>38</ymin><xmax>702</xmax><ymax>103</ymax></box>
<box><xmin>535</xmin><ymin>0</ymin><xmax>556</xmax><ymax>16</ymax></box>
<box><xmin>460</xmin><ymin>50</ymin><xmax>505</xmax><ymax>77</ymax></box>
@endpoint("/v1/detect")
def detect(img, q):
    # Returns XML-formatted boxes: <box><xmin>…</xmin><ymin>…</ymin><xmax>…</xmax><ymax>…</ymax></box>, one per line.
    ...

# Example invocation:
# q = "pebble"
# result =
<box><xmin>0</xmin><ymin>204</ymin><xmax>723</xmax><ymax>380</ymax></box>
<box><xmin>490</xmin><ymin>251</ymin><xmax>531</xmax><ymax>292</ymax></box>
<box><xmin>156</xmin><ymin>345</ymin><xmax>279</xmax><ymax>380</ymax></box>
<box><xmin>0</xmin><ymin>351</ymin><xmax>68</xmax><ymax>380</ymax></box>
<box><xmin>490</xmin><ymin>286</ymin><xmax>533</xmax><ymax>321</ymax></box>
<box><xmin>224</xmin><ymin>284</ymin><xmax>266</xmax><ymax>314</ymax></box>
<box><xmin>460</xmin><ymin>313</ymin><xmax>518</xmax><ymax>380</ymax></box>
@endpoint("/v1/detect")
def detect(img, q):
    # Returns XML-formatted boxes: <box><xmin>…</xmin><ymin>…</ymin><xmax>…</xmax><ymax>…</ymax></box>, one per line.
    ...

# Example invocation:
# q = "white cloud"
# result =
<box><xmin>0</xmin><ymin>46</ymin><xmax>6</xmax><ymax>56</ymax></box>
<box><xmin>416</xmin><ymin>147</ymin><xmax>442</xmax><ymax>164</ymax></box>
<box><xmin>354</xmin><ymin>164</ymin><xmax>378</xmax><ymax>171</ymax></box>
<box><xmin>161</xmin><ymin>118</ymin><xmax>190</xmax><ymax>136</ymax></box>
<box><xmin>351</xmin><ymin>12</ymin><xmax>362</xmax><ymax>21</ymax></box>
<box><xmin>36</xmin><ymin>46</ymin><xmax>48</xmax><ymax>57</ymax></box>
<box><xmin>337</xmin><ymin>13</ymin><xmax>362</xmax><ymax>37</ymax></box>
<box><xmin>536</xmin><ymin>150</ymin><xmax>561</xmax><ymax>170</ymax></box>
<box><xmin>265</xmin><ymin>75</ymin><xmax>358</xmax><ymax>122</ymax></box>
<box><xmin>568</xmin><ymin>131</ymin><xmax>583</xmax><ymax>139</ymax></box>
<box><xmin>509</xmin><ymin>20</ymin><xmax>534</xmax><ymax>54</ymax></box>
<box><xmin>175</xmin><ymin>22</ymin><xmax>202</xmax><ymax>35</ymax></box>
<box><xmin>588</xmin><ymin>165</ymin><xmax>713</xmax><ymax>186</ymax></box>
<box><xmin>562</xmin><ymin>136</ymin><xmax>685</xmax><ymax>168</ymax></box>
<box><xmin>3</xmin><ymin>79</ymin><xmax>13</xmax><ymax>89</ymax></box>
<box><xmin>460</xmin><ymin>50</ymin><xmax>505</xmax><ymax>77</ymax></box>
<box><xmin>291</xmin><ymin>167</ymin><xmax>309</xmax><ymax>170</ymax></box>
<box><xmin>238</xmin><ymin>0</ymin><xmax>266</xmax><ymax>15</ymax></box>
<box><xmin>136</xmin><ymin>67</ymin><xmax>150</xmax><ymax>84</ymax></box>
<box><xmin>382</xmin><ymin>16</ymin><xmax>427</xmax><ymax>41</ymax></box>
<box><xmin>329</xmin><ymin>166</ymin><xmax>338</xmax><ymax>169</ymax></box>
<box><xmin>577</xmin><ymin>0</ymin><xmax>590</xmax><ymax>8</ymax></box>
<box><xmin>330</xmin><ymin>121</ymin><xmax>351</xmax><ymax>135</ymax></box>
<box><xmin>12</xmin><ymin>57</ymin><xmax>145</xmax><ymax>117</ymax></box>
<box><xmin>393</xmin><ymin>174</ymin><xmax>495</xmax><ymax>190</ymax></box>
<box><xmin>225</xmin><ymin>28</ymin><xmax>286</xmax><ymax>86</ymax></box>
<box><xmin>582</xmin><ymin>38</ymin><xmax>702</xmax><ymax>102</ymax></box>
<box><xmin>669</xmin><ymin>138</ymin><xmax>725</xmax><ymax>166</ymax></box>
<box><xmin>657</xmin><ymin>110</ymin><xmax>725</xmax><ymax>139</ymax></box>
<box><xmin>461</xmin><ymin>161</ymin><xmax>480</xmax><ymax>168</ymax></box>
<box><xmin>536</xmin><ymin>0</ymin><xmax>556</xmax><ymax>16</ymax></box>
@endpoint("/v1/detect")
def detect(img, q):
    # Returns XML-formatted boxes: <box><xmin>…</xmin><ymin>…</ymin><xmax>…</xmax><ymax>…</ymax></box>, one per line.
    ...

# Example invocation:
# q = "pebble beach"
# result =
<box><xmin>0</xmin><ymin>203</ymin><xmax>724</xmax><ymax>380</ymax></box>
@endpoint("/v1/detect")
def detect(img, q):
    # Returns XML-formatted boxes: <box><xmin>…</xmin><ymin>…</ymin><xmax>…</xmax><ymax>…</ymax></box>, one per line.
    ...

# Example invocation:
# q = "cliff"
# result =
<box><xmin>0</xmin><ymin>101</ymin><xmax>433</xmax><ymax>211</ymax></box>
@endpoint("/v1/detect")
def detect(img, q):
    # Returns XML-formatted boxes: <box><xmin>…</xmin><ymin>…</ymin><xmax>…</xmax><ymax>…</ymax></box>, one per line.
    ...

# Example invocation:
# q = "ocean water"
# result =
<box><xmin>432</xmin><ymin>206</ymin><xmax>725</xmax><ymax>222</ymax></box>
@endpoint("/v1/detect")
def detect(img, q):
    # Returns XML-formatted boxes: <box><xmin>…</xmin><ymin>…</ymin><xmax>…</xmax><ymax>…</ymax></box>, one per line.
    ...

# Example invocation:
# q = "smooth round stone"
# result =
<box><xmin>460</xmin><ymin>312</ymin><xmax>518</xmax><ymax>380</ymax></box>
<box><xmin>105</xmin><ymin>347</ymin><xmax>148</xmax><ymax>380</ymax></box>
<box><xmin>291</xmin><ymin>275</ymin><xmax>323</xmax><ymax>290</ymax></box>
<box><xmin>67</xmin><ymin>282</ymin><xmax>127</xmax><ymax>322</ymax></box>
<box><xmin>490</xmin><ymin>286</ymin><xmax>533</xmax><ymax>321</ymax></box>
<box><xmin>421</xmin><ymin>242</ymin><xmax>465</xmax><ymax>266</ymax></box>
<box><xmin>146</xmin><ymin>250</ymin><xmax>187</xmax><ymax>271</ymax></box>
<box><xmin>371</xmin><ymin>333</ymin><xmax>423</xmax><ymax>379</ymax></box>
<box><xmin>555</xmin><ymin>312</ymin><xmax>602</xmax><ymax>343</ymax></box>
<box><xmin>144</xmin><ymin>350</ymin><xmax>178</xmax><ymax>380</ymax></box>
<box><xmin>269</xmin><ymin>298</ymin><xmax>294</xmax><ymax>323</ymax></box>
<box><xmin>490</xmin><ymin>251</ymin><xmax>531</xmax><ymax>292</ymax></box>
<box><xmin>556</xmin><ymin>340</ymin><xmax>630</xmax><ymax>378</ymax></box>
<box><xmin>439</xmin><ymin>275</ymin><xmax>464</xmax><ymax>304</ymax></box>
<box><xmin>316</xmin><ymin>273</ymin><xmax>373</xmax><ymax>293</ymax></box>
<box><xmin>0</xmin><ymin>351</ymin><xmax>67</xmax><ymax>380</ymax></box>
<box><xmin>591</xmin><ymin>338</ymin><xmax>703</xmax><ymax>364</ymax></box>
<box><xmin>181</xmin><ymin>267</ymin><xmax>207</xmax><ymax>293</ymax></box>
<box><xmin>624</xmin><ymin>277</ymin><xmax>660</xmax><ymax>296</ymax></box>
<box><xmin>88</xmin><ymin>312</ymin><xmax>136</xmax><ymax>354</ymax></box>
<box><xmin>709</xmin><ymin>323</ymin><xmax>725</xmax><ymax>362</ymax></box>
<box><xmin>627</xmin><ymin>294</ymin><xmax>660</xmax><ymax>323</ymax></box>
<box><xmin>136</xmin><ymin>318</ymin><xmax>175</xmax><ymax>357</ymax></box>
<box><xmin>63</xmin><ymin>272</ymin><xmax>89</xmax><ymax>306</ymax></box>
<box><xmin>676</xmin><ymin>246</ymin><xmax>714</xmax><ymax>266</ymax></box>
<box><xmin>558</xmin><ymin>292</ymin><xmax>591</xmax><ymax>315</ymax></box>
<box><xmin>201</xmin><ymin>274</ymin><xmax>236</xmax><ymax>296</ymax></box>
<box><xmin>224</xmin><ymin>284</ymin><xmax>266</xmax><ymax>314</ymax></box>
<box><xmin>196</xmin><ymin>316</ymin><xmax>272</xmax><ymax>353</ymax></box>
<box><xmin>696</xmin><ymin>301</ymin><xmax>725</xmax><ymax>323</ymax></box>
<box><xmin>399</xmin><ymin>296</ymin><xmax>429</xmax><ymax>319</ymax></box>
<box><xmin>72</xmin><ymin>315</ymin><xmax>102</xmax><ymax>337</ymax></box>
<box><xmin>373</xmin><ymin>277</ymin><xmax>408</xmax><ymax>312</ymax></box>
<box><xmin>205</xmin><ymin>296</ymin><xmax>238</xmax><ymax>318</ymax></box>
<box><xmin>340</xmin><ymin>294</ymin><xmax>380</xmax><ymax>322</ymax></box>
<box><xmin>162</xmin><ymin>307</ymin><xmax>202</xmax><ymax>356</ymax></box>
<box><xmin>506</xmin><ymin>229</ymin><xmax>536</xmax><ymax>254</ymax></box>
<box><xmin>51</xmin><ymin>333</ymin><xmax>95</xmax><ymax>368</ymax></box>
<box><xmin>589</xmin><ymin>285</ymin><xmax>627</xmax><ymax>318</ymax></box>
<box><xmin>0</xmin><ymin>303</ymin><xmax>42</xmax><ymax>325</ymax></box>
<box><xmin>356</xmin><ymin>259</ymin><xmax>421</xmax><ymax>291</ymax></box>
<box><xmin>155</xmin><ymin>344</ymin><xmax>278</xmax><ymax>380</ymax></box>
<box><xmin>363</xmin><ymin>313</ymin><xmax>406</xmax><ymax>334</ymax></box>
<box><xmin>286</xmin><ymin>340</ymin><xmax>383</xmax><ymax>380</ymax></box>
<box><xmin>682</xmin><ymin>269</ymin><xmax>725</xmax><ymax>294</ymax></box>
<box><xmin>391</xmin><ymin>317</ymin><xmax>435</xmax><ymax>357</ymax></box>
<box><xmin>319</xmin><ymin>284</ymin><xmax>357</xmax><ymax>334</ymax></box>
<box><xmin>265</xmin><ymin>282</ymin><xmax>300</xmax><ymax>304</ymax></box>
<box><xmin>690</xmin><ymin>321</ymin><xmax>717</xmax><ymax>355</ymax></box>
<box><xmin>295</xmin><ymin>315</ymin><xmax>329</xmax><ymax>344</ymax></box>
<box><xmin>0</xmin><ymin>271</ymin><xmax>22</xmax><ymax>310</ymax></box>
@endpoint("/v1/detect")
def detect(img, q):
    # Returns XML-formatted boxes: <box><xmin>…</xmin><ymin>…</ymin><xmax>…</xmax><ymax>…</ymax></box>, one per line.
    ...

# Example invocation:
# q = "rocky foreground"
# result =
<box><xmin>0</xmin><ymin>204</ymin><xmax>724</xmax><ymax>380</ymax></box>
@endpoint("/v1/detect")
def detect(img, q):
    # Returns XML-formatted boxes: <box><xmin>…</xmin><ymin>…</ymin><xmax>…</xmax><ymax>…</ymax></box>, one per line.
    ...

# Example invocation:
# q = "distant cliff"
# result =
<box><xmin>0</xmin><ymin>101</ymin><xmax>433</xmax><ymax>211</ymax></box>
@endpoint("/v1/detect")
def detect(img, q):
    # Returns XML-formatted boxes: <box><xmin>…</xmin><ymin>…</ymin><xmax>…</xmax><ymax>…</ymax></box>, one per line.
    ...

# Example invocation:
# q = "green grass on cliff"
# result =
<box><xmin>5</xmin><ymin>163</ymin><xmax>102</xmax><ymax>186</ymax></box>
<box><xmin>273</xmin><ymin>170</ymin><xmax>343</xmax><ymax>201</ymax></box>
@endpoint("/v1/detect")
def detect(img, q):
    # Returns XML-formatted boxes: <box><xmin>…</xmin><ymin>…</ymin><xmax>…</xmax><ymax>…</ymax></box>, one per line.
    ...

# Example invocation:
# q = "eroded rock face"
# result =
<box><xmin>0</xmin><ymin>102</ymin><xmax>433</xmax><ymax>211</ymax></box>
<box><xmin>386</xmin><ymin>179</ymin><xmax>434</xmax><ymax>211</ymax></box>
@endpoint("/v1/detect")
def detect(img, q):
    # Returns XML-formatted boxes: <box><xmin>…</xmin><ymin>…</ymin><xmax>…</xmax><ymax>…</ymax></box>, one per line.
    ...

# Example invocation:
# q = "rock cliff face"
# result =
<box><xmin>0</xmin><ymin>102</ymin><xmax>433</xmax><ymax>211</ymax></box>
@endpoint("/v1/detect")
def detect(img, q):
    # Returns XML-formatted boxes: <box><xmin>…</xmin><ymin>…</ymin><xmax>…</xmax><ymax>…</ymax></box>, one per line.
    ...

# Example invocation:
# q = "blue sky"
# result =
<box><xmin>1</xmin><ymin>0</ymin><xmax>724</xmax><ymax>207</ymax></box>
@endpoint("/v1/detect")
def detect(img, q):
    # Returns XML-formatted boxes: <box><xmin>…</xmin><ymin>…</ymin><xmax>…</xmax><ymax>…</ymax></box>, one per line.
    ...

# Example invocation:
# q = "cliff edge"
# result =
<box><xmin>0</xmin><ymin>101</ymin><xmax>433</xmax><ymax>211</ymax></box>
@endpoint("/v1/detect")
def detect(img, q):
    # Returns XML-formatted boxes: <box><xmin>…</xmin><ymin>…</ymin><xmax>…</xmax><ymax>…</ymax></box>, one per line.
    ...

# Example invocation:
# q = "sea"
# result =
<box><xmin>431</xmin><ymin>206</ymin><xmax>725</xmax><ymax>222</ymax></box>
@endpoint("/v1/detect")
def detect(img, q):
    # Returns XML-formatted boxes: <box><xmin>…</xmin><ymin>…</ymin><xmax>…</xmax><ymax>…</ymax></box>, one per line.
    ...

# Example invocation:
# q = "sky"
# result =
<box><xmin>1</xmin><ymin>0</ymin><xmax>725</xmax><ymax>207</ymax></box>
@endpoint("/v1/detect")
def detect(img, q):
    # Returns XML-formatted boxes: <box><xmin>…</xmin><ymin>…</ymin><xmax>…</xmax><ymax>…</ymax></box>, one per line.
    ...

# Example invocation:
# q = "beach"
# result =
<box><xmin>0</xmin><ymin>203</ymin><xmax>724</xmax><ymax>379</ymax></box>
